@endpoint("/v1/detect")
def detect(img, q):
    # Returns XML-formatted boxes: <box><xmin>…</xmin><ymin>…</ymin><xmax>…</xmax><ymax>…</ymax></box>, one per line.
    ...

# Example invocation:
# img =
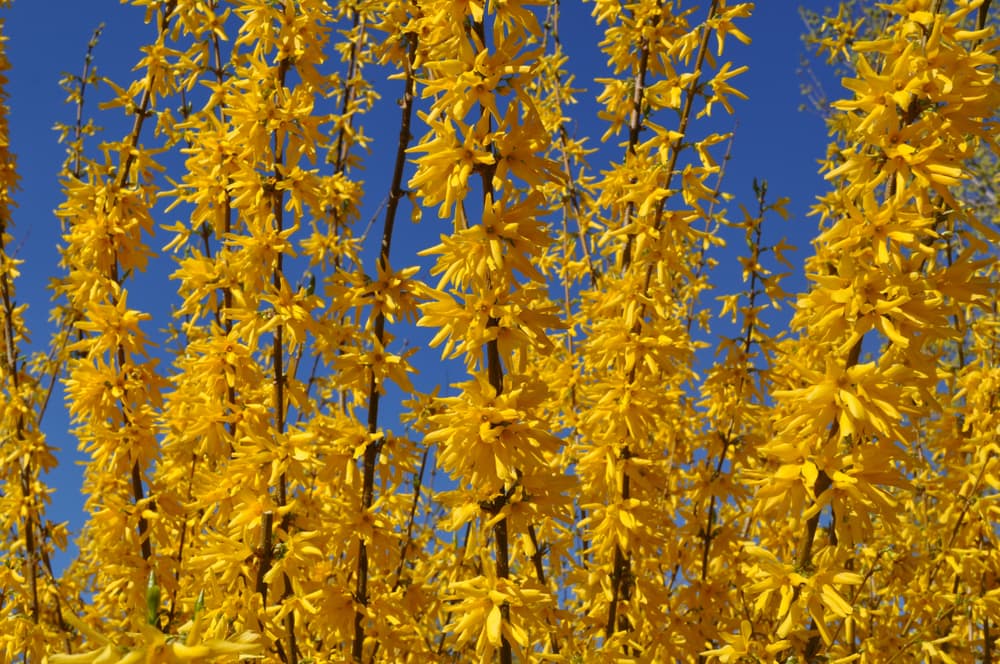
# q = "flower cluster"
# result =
<box><xmin>739</xmin><ymin>1</ymin><xmax>1000</xmax><ymax>660</ymax></box>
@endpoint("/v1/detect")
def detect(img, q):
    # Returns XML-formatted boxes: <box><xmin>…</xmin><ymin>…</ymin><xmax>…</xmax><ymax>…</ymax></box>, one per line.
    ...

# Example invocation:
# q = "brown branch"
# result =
<box><xmin>263</xmin><ymin>51</ymin><xmax>298</xmax><ymax>664</ymax></box>
<box><xmin>0</xmin><ymin>211</ymin><xmax>39</xmax><ymax>626</ymax></box>
<box><xmin>254</xmin><ymin>510</ymin><xmax>274</xmax><ymax>601</ymax></box>
<box><xmin>352</xmin><ymin>29</ymin><xmax>418</xmax><ymax>664</ymax></box>
<box><xmin>527</xmin><ymin>524</ymin><xmax>561</xmax><ymax>655</ymax></box>
<box><xmin>110</xmin><ymin>0</ymin><xmax>179</xmax><ymax>568</ymax></box>
<box><xmin>464</xmin><ymin>10</ymin><xmax>516</xmax><ymax>662</ymax></box>
<box><xmin>607</xmin><ymin>3</ymin><xmax>724</xmax><ymax>644</ymax></box>
<box><xmin>545</xmin><ymin>0</ymin><xmax>600</xmax><ymax>286</ymax></box>
<box><xmin>637</xmin><ymin>0</ymin><xmax>724</xmax><ymax>267</ymax></box>
<box><xmin>605</xmin><ymin>469</ymin><xmax>632</xmax><ymax>639</ymax></box>
<box><xmin>618</xmin><ymin>31</ymin><xmax>653</xmax><ymax>272</ymax></box>
<box><xmin>369</xmin><ymin>444</ymin><xmax>429</xmax><ymax>664</ymax></box>
<box><xmin>166</xmin><ymin>453</ymin><xmax>198</xmax><ymax>627</ymax></box>
<box><xmin>685</xmin><ymin>125</ymin><xmax>737</xmax><ymax>335</ymax></box>
<box><xmin>69</xmin><ymin>23</ymin><xmax>104</xmax><ymax>180</ymax></box>
<box><xmin>333</xmin><ymin>12</ymin><xmax>367</xmax><ymax>174</ymax></box>
<box><xmin>699</xmin><ymin>170</ymin><xmax>760</xmax><ymax>596</ymax></box>
<box><xmin>392</xmin><ymin>446</ymin><xmax>430</xmax><ymax>592</ymax></box>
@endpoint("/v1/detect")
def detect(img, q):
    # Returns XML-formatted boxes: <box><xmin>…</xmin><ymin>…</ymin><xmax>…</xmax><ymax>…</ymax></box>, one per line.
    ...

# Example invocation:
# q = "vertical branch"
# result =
<box><xmin>162</xmin><ymin>0</ymin><xmax>235</xmax><ymax>629</ymax></box>
<box><xmin>540</xmin><ymin>0</ymin><xmax>596</xmax><ymax>590</ymax></box>
<box><xmin>352</xmin><ymin>31</ymin><xmax>417</xmax><ymax>664</ymax></box>
<box><xmin>320</xmin><ymin>7</ymin><xmax>370</xmax><ymax>415</ymax></box>
<box><xmin>617</xmin><ymin>31</ymin><xmax>652</xmax><ymax>273</ymax></box>
<box><xmin>541</xmin><ymin>0</ymin><xmax>600</xmax><ymax>285</ymax></box>
<box><xmin>208</xmin><ymin>0</ymin><xmax>235</xmax><ymax>342</ymax></box>
<box><xmin>111</xmin><ymin>0</ymin><xmax>178</xmax><ymax>568</ymax></box>
<box><xmin>984</xmin><ymin>604</ymin><xmax>993</xmax><ymax>664</ymax></box>
<box><xmin>648</xmin><ymin>0</ymin><xmax>722</xmax><ymax>238</ymax></box>
<box><xmin>461</xmin><ymin>14</ymin><xmax>514</xmax><ymax>662</ymax></box>
<box><xmin>465</xmin><ymin>14</ymin><xmax>514</xmax><ymax>664</ymax></box>
<box><xmin>0</xmin><ymin>22</ymin><xmax>42</xmax><ymax>622</ymax></box>
<box><xmin>270</xmin><ymin>52</ymin><xmax>297</xmax><ymax>664</ymax></box>
<box><xmin>701</xmin><ymin>177</ymin><xmax>763</xmax><ymax>585</ymax></box>
<box><xmin>369</xmin><ymin>445</ymin><xmax>432</xmax><ymax>664</ymax></box>
<box><xmin>333</xmin><ymin>12</ymin><xmax>367</xmax><ymax>174</ymax></box>
<box><xmin>0</xmin><ymin>223</ymin><xmax>39</xmax><ymax>628</ymax></box>
<box><xmin>271</xmin><ymin>55</ymin><xmax>291</xmax><ymax>518</ymax></box>
<box><xmin>685</xmin><ymin>126</ymin><xmax>737</xmax><ymax>335</ymax></box>
<box><xmin>51</xmin><ymin>0</ymin><xmax>180</xmax><ymax>642</ymax></box>
<box><xmin>71</xmin><ymin>25</ymin><xmax>103</xmax><ymax>179</ymax></box>
<box><xmin>254</xmin><ymin>510</ymin><xmax>275</xmax><ymax>601</ymax></box>
<box><xmin>604</xmin><ymin>474</ymin><xmax>632</xmax><ymax>639</ymax></box>
<box><xmin>605</xmin><ymin>2</ymin><xmax>723</xmax><ymax>643</ymax></box>
<box><xmin>527</xmin><ymin>524</ymin><xmax>561</xmax><ymax>655</ymax></box>
<box><xmin>393</xmin><ymin>446</ymin><xmax>429</xmax><ymax>591</ymax></box>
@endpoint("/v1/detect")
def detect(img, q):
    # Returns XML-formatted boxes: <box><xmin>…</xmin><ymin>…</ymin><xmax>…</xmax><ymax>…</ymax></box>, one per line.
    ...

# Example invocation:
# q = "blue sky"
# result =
<box><xmin>2</xmin><ymin>1</ymin><xmax>838</xmax><ymax>566</ymax></box>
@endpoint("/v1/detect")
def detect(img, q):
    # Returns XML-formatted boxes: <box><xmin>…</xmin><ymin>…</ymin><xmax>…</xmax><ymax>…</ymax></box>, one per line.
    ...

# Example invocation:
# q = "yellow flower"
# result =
<box><xmin>408</xmin><ymin>114</ymin><xmax>494</xmax><ymax>218</ymax></box>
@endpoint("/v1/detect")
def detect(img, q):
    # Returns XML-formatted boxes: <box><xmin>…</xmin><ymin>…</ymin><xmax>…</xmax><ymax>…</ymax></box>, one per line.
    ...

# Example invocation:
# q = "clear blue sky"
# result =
<box><xmin>2</xmin><ymin>2</ymin><xmax>837</xmax><ymax>565</ymax></box>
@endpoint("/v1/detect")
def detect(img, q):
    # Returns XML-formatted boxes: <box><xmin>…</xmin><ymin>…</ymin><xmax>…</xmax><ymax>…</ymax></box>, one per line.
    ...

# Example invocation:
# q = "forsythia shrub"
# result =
<box><xmin>0</xmin><ymin>0</ymin><xmax>997</xmax><ymax>662</ymax></box>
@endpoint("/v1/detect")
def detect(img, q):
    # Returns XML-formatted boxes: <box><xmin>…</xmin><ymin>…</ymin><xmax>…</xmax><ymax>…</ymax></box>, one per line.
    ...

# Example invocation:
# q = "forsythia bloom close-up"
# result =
<box><xmin>0</xmin><ymin>0</ymin><xmax>997</xmax><ymax>662</ymax></box>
